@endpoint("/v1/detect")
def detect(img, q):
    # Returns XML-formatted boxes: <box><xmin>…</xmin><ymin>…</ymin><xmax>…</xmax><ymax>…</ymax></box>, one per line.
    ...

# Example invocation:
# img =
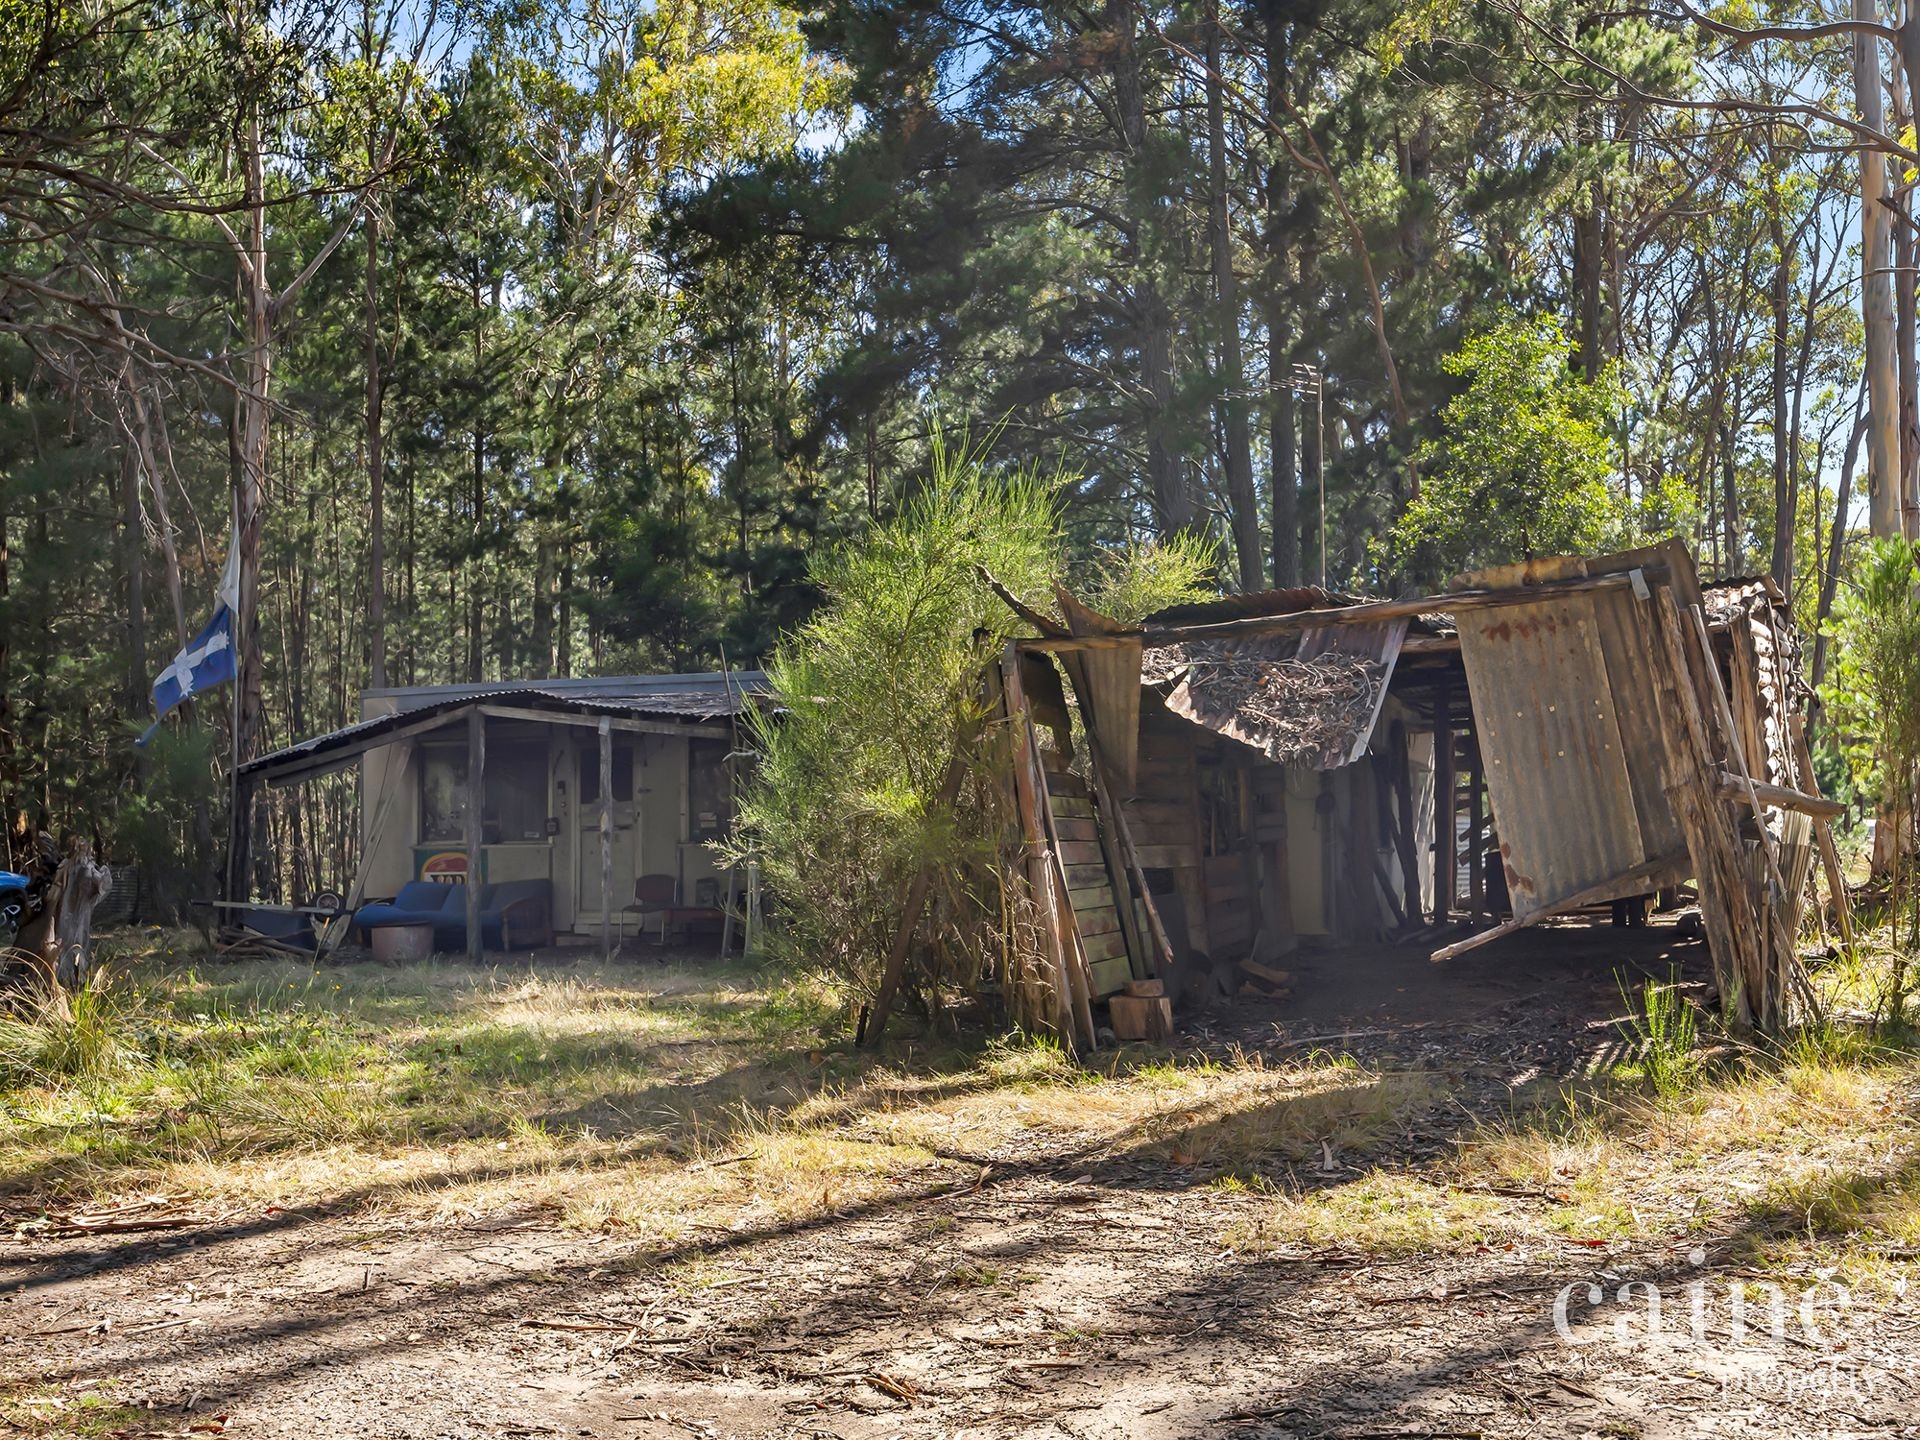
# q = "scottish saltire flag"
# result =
<box><xmin>136</xmin><ymin>542</ymin><xmax>240</xmax><ymax>747</ymax></box>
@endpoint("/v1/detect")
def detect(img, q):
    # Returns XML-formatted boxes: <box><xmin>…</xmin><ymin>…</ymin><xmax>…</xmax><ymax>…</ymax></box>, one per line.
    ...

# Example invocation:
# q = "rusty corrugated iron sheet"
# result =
<box><xmin>1144</xmin><ymin>585</ymin><xmax>1363</xmax><ymax>626</ymax></box>
<box><xmin>1054</xmin><ymin>587</ymin><xmax>1142</xmax><ymax>793</ymax></box>
<box><xmin>244</xmin><ymin>673</ymin><xmax>766</xmax><ymax>780</ymax></box>
<box><xmin>1456</xmin><ymin>593</ymin><xmax>1653</xmax><ymax>919</ymax></box>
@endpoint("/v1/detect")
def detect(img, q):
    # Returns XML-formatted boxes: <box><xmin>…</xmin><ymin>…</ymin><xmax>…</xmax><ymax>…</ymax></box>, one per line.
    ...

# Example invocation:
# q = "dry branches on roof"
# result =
<box><xmin>1156</xmin><ymin>642</ymin><xmax>1387</xmax><ymax>768</ymax></box>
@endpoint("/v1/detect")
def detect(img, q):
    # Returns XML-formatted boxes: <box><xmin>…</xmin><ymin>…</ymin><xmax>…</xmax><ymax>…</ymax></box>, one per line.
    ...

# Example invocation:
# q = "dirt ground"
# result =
<box><xmin>5</xmin><ymin>920</ymin><xmax>1917</xmax><ymax>1439</ymax></box>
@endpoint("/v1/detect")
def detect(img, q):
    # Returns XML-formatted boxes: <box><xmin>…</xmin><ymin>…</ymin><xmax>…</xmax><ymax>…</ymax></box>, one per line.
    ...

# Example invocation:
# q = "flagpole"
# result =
<box><xmin>223</xmin><ymin>531</ymin><xmax>245</xmax><ymax>908</ymax></box>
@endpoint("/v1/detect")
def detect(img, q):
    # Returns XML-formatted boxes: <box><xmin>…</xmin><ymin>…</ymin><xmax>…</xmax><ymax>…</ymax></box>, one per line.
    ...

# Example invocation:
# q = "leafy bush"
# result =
<box><xmin>1819</xmin><ymin>535</ymin><xmax>1920</xmax><ymax>967</ymax></box>
<box><xmin>1385</xmin><ymin>313</ymin><xmax>1694</xmax><ymax>588</ymax></box>
<box><xmin>733</xmin><ymin>428</ymin><xmax>1065</xmax><ymax>1007</ymax></box>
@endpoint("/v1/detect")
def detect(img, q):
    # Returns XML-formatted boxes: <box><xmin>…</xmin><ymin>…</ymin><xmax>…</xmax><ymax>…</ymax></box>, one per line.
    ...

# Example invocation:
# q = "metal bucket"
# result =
<box><xmin>371</xmin><ymin>922</ymin><xmax>434</xmax><ymax>963</ymax></box>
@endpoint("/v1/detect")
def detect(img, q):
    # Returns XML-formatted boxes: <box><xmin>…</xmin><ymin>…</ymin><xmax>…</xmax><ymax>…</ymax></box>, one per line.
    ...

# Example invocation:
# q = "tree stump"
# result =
<box><xmin>18</xmin><ymin>842</ymin><xmax>112</xmax><ymax>992</ymax></box>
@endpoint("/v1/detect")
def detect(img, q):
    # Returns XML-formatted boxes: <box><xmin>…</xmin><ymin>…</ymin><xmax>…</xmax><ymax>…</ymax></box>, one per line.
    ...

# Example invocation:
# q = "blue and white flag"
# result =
<box><xmin>137</xmin><ymin>543</ymin><xmax>240</xmax><ymax>747</ymax></box>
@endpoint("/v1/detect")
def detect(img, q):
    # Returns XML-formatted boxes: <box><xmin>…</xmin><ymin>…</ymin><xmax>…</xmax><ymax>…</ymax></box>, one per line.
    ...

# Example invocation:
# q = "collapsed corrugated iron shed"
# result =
<box><xmin>980</xmin><ymin>540</ymin><xmax>1844</xmax><ymax>1051</ymax></box>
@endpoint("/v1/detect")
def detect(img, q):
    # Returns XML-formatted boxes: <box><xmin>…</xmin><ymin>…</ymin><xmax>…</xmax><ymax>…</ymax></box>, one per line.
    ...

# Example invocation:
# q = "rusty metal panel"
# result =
<box><xmin>1588</xmin><ymin>585</ymin><xmax>1686</xmax><ymax>862</ymax></box>
<box><xmin>1457</xmin><ymin>593</ymin><xmax>1646</xmax><ymax>919</ymax></box>
<box><xmin>1054</xmin><ymin>586</ymin><xmax>1142</xmax><ymax>793</ymax></box>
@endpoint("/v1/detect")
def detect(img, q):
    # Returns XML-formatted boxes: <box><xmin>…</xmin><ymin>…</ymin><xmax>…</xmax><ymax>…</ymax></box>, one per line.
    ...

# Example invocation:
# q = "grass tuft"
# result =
<box><xmin>1615</xmin><ymin>970</ymin><xmax>1701</xmax><ymax>1098</ymax></box>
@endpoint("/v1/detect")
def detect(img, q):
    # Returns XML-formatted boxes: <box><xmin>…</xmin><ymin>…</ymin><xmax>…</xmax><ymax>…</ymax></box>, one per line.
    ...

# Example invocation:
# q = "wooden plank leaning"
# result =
<box><xmin>999</xmin><ymin>646</ymin><xmax>1086</xmax><ymax>1050</ymax></box>
<box><xmin>1643</xmin><ymin>587</ymin><xmax>1760</xmax><ymax>1030</ymax></box>
<box><xmin>1030</xmin><ymin>717</ymin><xmax>1099</xmax><ymax>1048</ymax></box>
<box><xmin>1684</xmin><ymin>605</ymin><xmax>1817</xmax><ymax>1026</ymax></box>
<box><xmin>317</xmin><ymin>738</ymin><xmax>414</xmax><ymax>960</ymax></box>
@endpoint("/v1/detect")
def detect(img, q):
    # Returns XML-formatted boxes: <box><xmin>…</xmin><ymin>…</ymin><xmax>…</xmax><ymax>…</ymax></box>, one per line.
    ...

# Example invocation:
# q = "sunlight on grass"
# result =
<box><xmin>0</xmin><ymin>1382</ymin><xmax>152</xmax><ymax>1439</ymax></box>
<box><xmin>1226</xmin><ymin>1171</ymin><xmax>1509</xmax><ymax>1257</ymax></box>
<box><xmin>8</xmin><ymin>933</ymin><xmax>1920</xmax><ymax>1293</ymax></box>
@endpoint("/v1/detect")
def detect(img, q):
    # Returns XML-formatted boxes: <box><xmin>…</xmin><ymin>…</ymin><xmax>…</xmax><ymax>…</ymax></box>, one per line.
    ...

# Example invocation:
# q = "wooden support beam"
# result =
<box><xmin>1467</xmin><ymin>733</ymin><xmax>1485</xmax><ymax>920</ymax></box>
<box><xmin>1789</xmin><ymin>715</ymin><xmax>1855</xmax><ymax>946</ymax></box>
<box><xmin>1712</xmin><ymin>772</ymin><xmax>1846</xmax><ymax>820</ymax></box>
<box><xmin>476</xmin><ymin>704</ymin><xmax>729</xmax><ymax>739</ymax></box>
<box><xmin>1429</xmin><ymin>853</ymin><xmax>1688</xmax><ymax>963</ymax></box>
<box><xmin>1645</xmin><ymin>588</ymin><xmax>1759</xmax><ymax>1030</ymax></box>
<box><xmin>1391</xmin><ymin>719</ymin><xmax>1421</xmax><ymax>924</ymax></box>
<box><xmin>598</xmin><ymin>716</ymin><xmax>613</xmax><ymax>962</ymax></box>
<box><xmin>1685</xmin><ymin>605</ymin><xmax>1813</xmax><ymax>1028</ymax></box>
<box><xmin>1000</xmin><ymin>647</ymin><xmax>1080</xmax><ymax>1048</ymax></box>
<box><xmin>466</xmin><ymin>710</ymin><xmax>484</xmax><ymax>965</ymax></box>
<box><xmin>1031</xmin><ymin>731</ymin><xmax>1098</xmax><ymax>1048</ymax></box>
<box><xmin>1433</xmin><ymin>676</ymin><xmax>1455</xmax><ymax>925</ymax></box>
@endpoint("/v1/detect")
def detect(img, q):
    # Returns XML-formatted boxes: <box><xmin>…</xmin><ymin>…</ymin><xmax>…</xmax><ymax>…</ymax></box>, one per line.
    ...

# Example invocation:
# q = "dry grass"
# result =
<box><xmin>0</xmin><ymin>943</ymin><xmax>1444</xmax><ymax>1253</ymax></box>
<box><xmin>0</xmin><ymin>1381</ymin><xmax>155</xmax><ymax>1438</ymax></box>
<box><xmin>7</xmin><ymin>933</ymin><xmax>1920</xmax><ymax>1292</ymax></box>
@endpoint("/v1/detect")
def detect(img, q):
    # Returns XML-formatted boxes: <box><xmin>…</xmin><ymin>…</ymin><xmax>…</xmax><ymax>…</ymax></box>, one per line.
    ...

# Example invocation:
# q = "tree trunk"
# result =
<box><xmin>1767</xmin><ymin>202</ymin><xmax>1793</xmax><ymax>592</ymax></box>
<box><xmin>22</xmin><ymin>845</ymin><xmax>112</xmax><ymax>993</ymax></box>
<box><xmin>228</xmin><ymin>97</ymin><xmax>271</xmax><ymax>904</ymax></box>
<box><xmin>1572</xmin><ymin>187</ymin><xmax>1604</xmax><ymax>378</ymax></box>
<box><xmin>1720</xmin><ymin>410</ymin><xmax>1741</xmax><ymax>575</ymax></box>
<box><xmin>1856</xmin><ymin>15</ymin><xmax>1904</xmax><ymax>538</ymax></box>
<box><xmin>1264</xmin><ymin>1</ymin><xmax>1298</xmax><ymax>587</ymax></box>
<box><xmin>532</xmin><ymin>535</ymin><xmax>553</xmax><ymax>676</ymax></box>
<box><xmin>1898</xmin><ymin>182</ymin><xmax>1920</xmax><ymax>536</ymax></box>
<box><xmin>120</xmin><ymin>449</ymin><xmax>146</xmax><ymax>722</ymax></box>
<box><xmin>1108</xmin><ymin>0</ymin><xmax>1191</xmax><ymax>537</ymax></box>
<box><xmin>1298</xmin><ymin>245</ymin><xmax>1324</xmax><ymax>580</ymax></box>
<box><xmin>366</xmin><ymin>202</ymin><xmax>386</xmax><ymax>690</ymax></box>
<box><xmin>1810</xmin><ymin>402</ymin><xmax>1866</xmax><ymax>702</ymax></box>
<box><xmin>558</xmin><ymin>542</ymin><xmax>573</xmax><ymax>677</ymax></box>
<box><xmin>1207</xmin><ymin>0</ymin><xmax>1261</xmax><ymax>589</ymax></box>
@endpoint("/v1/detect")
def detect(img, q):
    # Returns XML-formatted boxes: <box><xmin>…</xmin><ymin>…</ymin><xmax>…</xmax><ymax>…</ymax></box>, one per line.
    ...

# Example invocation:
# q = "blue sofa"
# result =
<box><xmin>354</xmin><ymin>879</ymin><xmax>553</xmax><ymax>952</ymax></box>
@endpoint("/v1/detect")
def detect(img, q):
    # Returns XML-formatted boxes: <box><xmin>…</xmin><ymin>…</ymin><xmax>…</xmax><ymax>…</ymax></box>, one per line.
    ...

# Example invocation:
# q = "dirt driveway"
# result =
<box><xmin>4</xmin><ymin>925</ymin><xmax>1917</xmax><ymax>1438</ymax></box>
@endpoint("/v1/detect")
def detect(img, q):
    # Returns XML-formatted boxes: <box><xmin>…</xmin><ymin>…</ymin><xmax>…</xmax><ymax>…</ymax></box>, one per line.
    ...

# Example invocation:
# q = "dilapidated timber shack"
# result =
<box><xmin>955</xmin><ymin>540</ymin><xmax>1845</xmax><ymax>1051</ymax></box>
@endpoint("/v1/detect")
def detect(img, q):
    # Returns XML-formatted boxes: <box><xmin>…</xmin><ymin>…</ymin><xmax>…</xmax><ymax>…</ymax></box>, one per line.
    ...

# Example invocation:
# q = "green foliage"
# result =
<box><xmin>1075</xmin><ymin>535</ymin><xmax>1218</xmax><ymax>625</ymax></box>
<box><xmin>1821</xmin><ymin>536</ymin><xmax>1920</xmax><ymax>958</ymax></box>
<box><xmin>733</xmin><ymin>426</ymin><xmax>1065</xmax><ymax>997</ymax></box>
<box><xmin>1384</xmin><ymin>315</ymin><xmax>1691</xmax><ymax>587</ymax></box>
<box><xmin>1819</xmin><ymin>537</ymin><xmax>1920</xmax><ymax>816</ymax></box>
<box><xmin>112</xmin><ymin>722</ymin><xmax>221</xmax><ymax>916</ymax></box>
<box><xmin>1617</xmin><ymin>972</ymin><xmax>1701</xmax><ymax>1099</ymax></box>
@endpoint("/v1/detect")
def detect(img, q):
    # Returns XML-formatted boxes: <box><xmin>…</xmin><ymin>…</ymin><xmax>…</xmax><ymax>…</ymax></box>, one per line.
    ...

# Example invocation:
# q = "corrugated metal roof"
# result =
<box><xmin>365</xmin><ymin>670</ymin><xmax>764</xmax><ymax>715</ymax></box>
<box><xmin>244</xmin><ymin>672</ymin><xmax>768</xmax><ymax>781</ymax></box>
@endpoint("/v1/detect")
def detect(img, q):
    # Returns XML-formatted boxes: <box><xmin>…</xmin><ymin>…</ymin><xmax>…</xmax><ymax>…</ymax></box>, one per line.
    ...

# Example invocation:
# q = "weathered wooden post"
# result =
<box><xmin>599</xmin><ymin>715</ymin><xmax>613</xmax><ymax>961</ymax></box>
<box><xmin>465</xmin><ymin>709</ymin><xmax>484</xmax><ymax>964</ymax></box>
<box><xmin>1433</xmin><ymin>675</ymin><xmax>1455</xmax><ymax>924</ymax></box>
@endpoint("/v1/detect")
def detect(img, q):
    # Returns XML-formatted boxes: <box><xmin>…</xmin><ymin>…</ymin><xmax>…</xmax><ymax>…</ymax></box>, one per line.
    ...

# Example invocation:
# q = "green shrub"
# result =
<box><xmin>732</xmin><ymin>422</ymin><xmax>1213</xmax><ymax>1023</ymax></box>
<box><xmin>1618</xmin><ymin>971</ymin><xmax>1701</xmax><ymax>1099</ymax></box>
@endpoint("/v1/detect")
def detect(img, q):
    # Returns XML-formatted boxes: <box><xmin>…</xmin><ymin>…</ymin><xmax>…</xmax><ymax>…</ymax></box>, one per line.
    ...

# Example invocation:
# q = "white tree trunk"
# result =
<box><xmin>1855</xmin><ymin>13</ymin><xmax>1904</xmax><ymax>538</ymax></box>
